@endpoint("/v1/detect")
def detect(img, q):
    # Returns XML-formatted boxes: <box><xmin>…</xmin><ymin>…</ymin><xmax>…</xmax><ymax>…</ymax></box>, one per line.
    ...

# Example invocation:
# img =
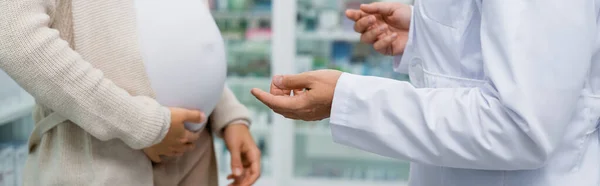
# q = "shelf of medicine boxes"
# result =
<box><xmin>211</xmin><ymin>10</ymin><xmax>271</xmax><ymax>20</ymax></box>
<box><xmin>294</xmin><ymin>119</ymin><xmax>402</xmax><ymax>163</ymax></box>
<box><xmin>226</xmin><ymin>76</ymin><xmax>272</xmax><ymax>135</ymax></box>
<box><xmin>211</xmin><ymin>10</ymin><xmax>272</xmax><ymax>42</ymax></box>
<box><xmin>289</xmin><ymin>178</ymin><xmax>408</xmax><ymax>186</ymax></box>
<box><xmin>0</xmin><ymin>92</ymin><xmax>35</xmax><ymax>127</ymax></box>
<box><xmin>296</xmin><ymin>30</ymin><xmax>360</xmax><ymax>42</ymax></box>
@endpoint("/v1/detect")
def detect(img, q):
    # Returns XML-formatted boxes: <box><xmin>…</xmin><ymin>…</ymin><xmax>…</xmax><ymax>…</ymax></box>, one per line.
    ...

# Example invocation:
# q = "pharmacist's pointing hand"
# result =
<box><xmin>251</xmin><ymin>70</ymin><xmax>342</xmax><ymax>121</ymax></box>
<box><xmin>346</xmin><ymin>2</ymin><xmax>411</xmax><ymax>55</ymax></box>
<box><xmin>143</xmin><ymin>108</ymin><xmax>206</xmax><ymax>163</ymax></box>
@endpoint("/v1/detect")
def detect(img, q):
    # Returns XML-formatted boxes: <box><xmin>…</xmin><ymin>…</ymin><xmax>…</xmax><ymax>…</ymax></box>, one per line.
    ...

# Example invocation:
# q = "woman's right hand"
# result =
<box><xmin>346</xmin><ymin>2</ymin><xmax>412</xmax><ymax>55</ymax></box>
<box><xmin>143</xmin><ymin>107</ymin><xmax>206</xmax><ymax>163</ymax></box>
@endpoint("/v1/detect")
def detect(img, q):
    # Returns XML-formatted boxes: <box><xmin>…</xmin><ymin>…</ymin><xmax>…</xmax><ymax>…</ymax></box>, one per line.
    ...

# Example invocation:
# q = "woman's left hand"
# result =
<box><xmin>223</xmin><ymin>124</ymin><xmax>261</xmax><ymax>186</ymax></box>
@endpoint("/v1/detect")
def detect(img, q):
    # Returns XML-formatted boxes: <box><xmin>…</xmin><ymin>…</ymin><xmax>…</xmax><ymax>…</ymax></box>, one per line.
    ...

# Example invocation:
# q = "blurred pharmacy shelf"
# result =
<box><xmin>296</xmin><ymin>31</ymin><xmax>360</xmax><ymax>42</ymax></box>
<box><xmin>290</xmin><ymin>0</ymin><xmax>414</xmax><ymax>185</ymax></box>
<box><xmin>211</xmin><ymin>11</ymin><xmax>271</xmax><ymax>20</ymax></box>
<box><xmin>0</xmin><ymin>94</ymin><xmax>34</xmax><ymax>127</ymax></box>
<box><xmin>302</xmin><ymin>130</ymin><xmax>398</xmax><ymax>162</ymax></box>
<box><xmin>289</xmin><ymin>178</ymin><xmax>408</xmax><ymax>186</ymax></box>
<box><xmin>250</xmin><ymin>121</ymin><xmax>271</xmax><ymax>134</ymax></box>
<box><xmin>294</xmin><ymin>122</ymin><xmax>400</xmax><ymax>163</ymax></box>
<box><xmin>0</xmin><ymin>69</ymin><xmax>35</xmax><ymax>126</ymax></box>
<box><xmin>1</xmin><ymin>69</ymin><xmax>32</xmax><ymax>186</ymax></box>
<box><xmin>211</xmin><ymin>1</ymin><xmax>276</xmax><ymax>181</ymax></box>
<box><xmin>219</xmin><ymin>175</ymin><xmax>275</xmax><ymax>186</ymax></box>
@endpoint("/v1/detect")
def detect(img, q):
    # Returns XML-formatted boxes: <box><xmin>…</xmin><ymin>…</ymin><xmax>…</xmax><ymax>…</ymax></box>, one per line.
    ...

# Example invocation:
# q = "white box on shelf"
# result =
<box><xmin>0</xmin><ymin>144</ymin><xmax>15</xmax><ymax>186</ymax></box>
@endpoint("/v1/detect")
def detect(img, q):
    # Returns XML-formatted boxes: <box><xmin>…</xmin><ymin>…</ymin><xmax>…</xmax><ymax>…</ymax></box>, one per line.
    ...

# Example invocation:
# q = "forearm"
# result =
<box><xmin>0</xmin><ymin>0</ymin><xmax>170</xmax><ymax>149</ymax></box>
<box><xmin>330</xmin><ymin>74</ymin><xmax>561</xmax><ymax>170</ymax></box>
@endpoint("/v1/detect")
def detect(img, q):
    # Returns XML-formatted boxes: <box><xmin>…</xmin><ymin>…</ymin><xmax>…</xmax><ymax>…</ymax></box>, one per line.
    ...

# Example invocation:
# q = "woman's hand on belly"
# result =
<box><xmin>143</xmin><ymin>107</ymin><xmax>206</xmax><ymax>163</ymax></box>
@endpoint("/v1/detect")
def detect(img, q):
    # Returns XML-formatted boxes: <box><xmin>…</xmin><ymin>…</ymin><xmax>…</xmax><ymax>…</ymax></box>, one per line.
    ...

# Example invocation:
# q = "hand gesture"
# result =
<box><xmin>143</xmin><ymin>107</ymin><xmax>206</xmax><ymax>163</ymax></box>
<box><xmin>346</xmin><ymin>2</ymin><xmax>412</xmax><ymax>55</ymax></box>
<box><xmin>223</xmin><ymin>124</ymin><xmax>261</xmax><ymax>186</ymax></box>
<box><xmin>251</xmin><ymin>70</ymin><xmax>343</xmax><ymax>121</ymax></box>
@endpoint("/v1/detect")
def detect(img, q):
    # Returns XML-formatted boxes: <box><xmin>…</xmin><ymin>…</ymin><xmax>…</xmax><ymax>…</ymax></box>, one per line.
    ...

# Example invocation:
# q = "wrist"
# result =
<box><xmin>224</xmin><ymin>122</ymin><xmax>249</xmax><ymax>133</ymax></box>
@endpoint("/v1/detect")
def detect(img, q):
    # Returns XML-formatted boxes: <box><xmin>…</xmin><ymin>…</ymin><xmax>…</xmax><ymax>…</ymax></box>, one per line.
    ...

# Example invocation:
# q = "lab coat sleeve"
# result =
<box><xmin>0</xmin><ymin>0</ymin><xmax>170</xmax><ymax>149</ymax></box>
<box><xmin>329</xmin><ymin>0</ymin><xmax>595</xmax><ymax>170</ymax></box>
<box><xmin>392</xmin><ymin>5</ymin><xmax>414</xmax><ymax>75</ymax></box>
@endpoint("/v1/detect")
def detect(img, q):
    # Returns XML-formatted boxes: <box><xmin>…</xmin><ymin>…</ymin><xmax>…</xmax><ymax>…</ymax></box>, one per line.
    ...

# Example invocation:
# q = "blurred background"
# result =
<box><xmin>0</xmin><ymin>0</ymin><xmax>413</xmax><ymax>185</ymax></box>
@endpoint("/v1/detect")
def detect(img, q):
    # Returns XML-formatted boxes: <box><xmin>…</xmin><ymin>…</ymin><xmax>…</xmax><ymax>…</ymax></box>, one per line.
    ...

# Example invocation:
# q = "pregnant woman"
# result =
<box><xmin>0</xmin><ymin>0</ymin><xmax>260</xmax><ymax>186</ymax></box>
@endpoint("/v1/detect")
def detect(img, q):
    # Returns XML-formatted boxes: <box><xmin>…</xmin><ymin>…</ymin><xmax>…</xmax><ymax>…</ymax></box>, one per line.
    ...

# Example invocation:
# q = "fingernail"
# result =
<box><xmin>273</xmin><ymin>75</ymin><xmax>283</xmax><ymax>87</ymax></box>
<box><xmin>390</xmin><ymin>33</ymin><xmax>398</xmax><ymax>38</ymax></box>
<box><xmin>234</xmin><ymin>168</ymin><xmax>242</xmax><ymax>176</ymax></box>
<box><xmin>379</xmin><ymin>25</ymin><xmax>387</xmax><ymax>32</ymax></box>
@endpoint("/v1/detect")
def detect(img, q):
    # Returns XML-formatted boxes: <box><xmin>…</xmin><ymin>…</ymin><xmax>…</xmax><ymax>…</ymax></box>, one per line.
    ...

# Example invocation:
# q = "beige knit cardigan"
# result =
<box><xmin>0</xmin><ymin>0</ymin><xmax>250</xmax><ymax>185</ymax></box>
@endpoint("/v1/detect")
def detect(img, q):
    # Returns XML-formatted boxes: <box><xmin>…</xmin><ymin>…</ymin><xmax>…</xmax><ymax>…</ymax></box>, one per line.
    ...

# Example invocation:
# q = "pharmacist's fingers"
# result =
<box><xmin>360</xmin><ymin>2</ymin><xmax>401</xmax><ymax>15</ymax></box>
<box><xmin>361</xmin><ymin>24</ymin><xmax>388</xmax><ymax>44</ymax></box>
<box><xmin>270</xmin><ymin>77</ymin><xmax>291</xmax><ymax>96</ymax></box>
<box><xmin>374</xmin><ymin>33</ymin><xmax>398</xmax><ymax>55</ymax></box>
<box><xmin>345</xmin><ymin>9</ymin><xmax>369</xmax><ymax>21</ymax></box>
<box><xmin>293</xmin><ymin>89</ymin><xmax>305</xmax><ymax>96</ymax></box>
<box><xmin>252</xmin><ymin>89</ymin><xmax>313</xmax><ymax>119</ymax></box>
<box><xmin>354</xmin><ymin>15</ymin><xmax>376</xmax><ymax>33</ymax></box>
<box><xmin>251</xmin><ymin>88</ymin><xmax>301</xmax><ymax>110</ymax></box>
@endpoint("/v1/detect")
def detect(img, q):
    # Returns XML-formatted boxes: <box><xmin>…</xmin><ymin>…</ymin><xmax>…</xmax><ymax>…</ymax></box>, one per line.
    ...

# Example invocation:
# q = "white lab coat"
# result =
<box><xmin>329</xmin><ymin>0</ymin><xmax>600</xmax><ymax>185</ymax></box>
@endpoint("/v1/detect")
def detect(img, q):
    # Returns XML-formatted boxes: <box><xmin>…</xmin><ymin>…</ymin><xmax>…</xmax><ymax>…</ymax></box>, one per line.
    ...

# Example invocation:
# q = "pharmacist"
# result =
<box><xmin>252</xmin><ymin>1</ymin><xmax>600</xmax><ymax>186</ymax></box>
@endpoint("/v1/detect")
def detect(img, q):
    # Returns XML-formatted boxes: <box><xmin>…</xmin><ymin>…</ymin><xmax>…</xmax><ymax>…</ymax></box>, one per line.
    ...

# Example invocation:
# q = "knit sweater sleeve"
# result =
<box><xmin>209</xmin><ymin>86</ymin><xmax>251</xmax><ymax>138</ymax></box>
<box><xmin>0</xmin><ymin>0</ymin><xmax>170</xmax><ymax>149</ymax></box>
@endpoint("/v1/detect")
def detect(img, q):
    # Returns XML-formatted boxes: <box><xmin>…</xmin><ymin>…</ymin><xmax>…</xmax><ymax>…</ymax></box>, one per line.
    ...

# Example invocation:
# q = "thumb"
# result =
<box><xmin>360</xmin><ymin>2</ymin><xmax>395</xmax><ymax>15</ymax></box>
<box><xmin>183</xmin><ymin>110</ymin><xmax>206</xmax><ymax>124</ymax></box>
<box><xmin>229</xmin><ymin>147</ymin><xmax>244</xmax><ymax>177</ymax></box>
<box><xmin>273</xmin><ymin>74</ymin><xmax>311</xmax><ymax>89</ymax></box>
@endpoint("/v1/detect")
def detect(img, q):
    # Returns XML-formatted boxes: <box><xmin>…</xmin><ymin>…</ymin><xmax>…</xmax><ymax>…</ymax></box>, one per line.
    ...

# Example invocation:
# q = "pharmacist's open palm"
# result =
<box><xmin>346</xmin><ymin>2</ymin><xmax>411</xmax><ymax>55</ymax></box>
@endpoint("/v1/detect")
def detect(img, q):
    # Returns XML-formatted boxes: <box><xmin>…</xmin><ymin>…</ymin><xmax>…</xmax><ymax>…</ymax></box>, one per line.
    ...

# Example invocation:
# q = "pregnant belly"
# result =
<box><xmin>146</xmin><ymin>60</ymin><xmax>226</xmax><ymax>132</ymax></box>
<box><xmin>135</xmin><ymin>0</ymin><xmax>227</xmax><ymax>131</ymax></box>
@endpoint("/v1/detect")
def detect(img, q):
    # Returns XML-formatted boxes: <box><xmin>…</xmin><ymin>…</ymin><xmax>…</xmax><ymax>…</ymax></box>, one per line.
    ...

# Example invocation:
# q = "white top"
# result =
<box><xmin>329</xmin><ymin>1</ymin><xmax>600</xmax><ymax>186</ymax></box>
<box><xmin>134</xmin><ymin>0</ymin><xmax>227</xmax><ymax>131</ymax></box>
